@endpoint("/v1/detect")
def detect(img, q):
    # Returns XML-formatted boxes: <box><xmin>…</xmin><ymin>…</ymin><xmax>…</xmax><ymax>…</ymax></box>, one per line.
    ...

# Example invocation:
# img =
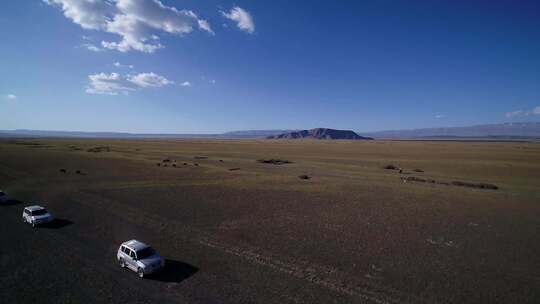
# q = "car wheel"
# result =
<box><xmin>137</xmin><ymin>268</ymin><xmax>144</xmax><ymax>278</ymax></box>
<box><xmin>119</xmin><ymin>258</ymin><xmax>125</xmax><ymax>268</ymax></box>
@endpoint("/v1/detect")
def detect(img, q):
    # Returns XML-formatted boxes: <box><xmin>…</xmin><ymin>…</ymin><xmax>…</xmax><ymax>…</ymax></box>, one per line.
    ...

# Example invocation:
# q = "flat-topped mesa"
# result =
<box><xmin>267</xmin><ymin>128</ymin><xmax>374</xmax><ymax>140</ymax></box>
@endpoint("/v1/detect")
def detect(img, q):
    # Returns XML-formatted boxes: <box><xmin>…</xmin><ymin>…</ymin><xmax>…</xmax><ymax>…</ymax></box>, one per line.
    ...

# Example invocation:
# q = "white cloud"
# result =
<box><xmin>209</xmin><ymin>79</ymin><xmax>216</xmax><ymax>84</ymax></box>
<box><xmin>180</xmin><ymin>81</ymin><xmax>192</xmax><ymax>87</ymax></box>
<box><xmin>46</xmin><ymin>0</ymin><xmax>214</xmax><ymax>53</ymax></box>
<box><xmin>86</xmin><ymin>72</ymin><xmax>172</xmax><ymax>95</ymax></box>
<box><xmin>128</xmin><ymin>72</ymin><xmax>174</xmax><ymax>88</ymax></box>
<box><xmin>86</xmin><ymin>72</ymin><xmax>135</xmax><ymax>95</ymax></box>
<box><xmin>435</xmin><ymin>114</ymin><xmax>444</xmax><ymax>119</ymax></box>
<box><xmin>505</xmin><ymin>110</ymin><xmax>525</xmax><ymax>118</ymax></box>
<box><xmin>113</xmin><ymin>61</ymin><xmax>134</xmax><ymax>68</ymax></box>
<box><xmin>4</xmin><ymin>94</ymin><xmax>17</xmax><ymax>100</ymax></box>
<box><xmin>221</xmin><ymin>6</ymin><xmax>255</xmax><ymax>34</ymax></box>
<box><xmin>505</xmin><ymin>106</ymin><xmax>540</xmax><ymax>118</ymax></box>
<box><xmin>82</xmin><ymin>43</ymin><xmax>103</xmax><ymax>52</ymax></box>
<box><xmin>198</xmin><ymin>19</ymin><xmax>214</xmax><ymax>35</ymax></box>
<box><xmin>44</xmin><ymin>0</ymin><xmax>113</xmax><ymax>30</ymax></box>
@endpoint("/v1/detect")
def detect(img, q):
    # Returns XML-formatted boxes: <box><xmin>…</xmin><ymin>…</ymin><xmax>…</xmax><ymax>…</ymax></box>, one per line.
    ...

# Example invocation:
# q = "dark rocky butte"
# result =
<box><xmin>267</xmin><ymin>128</ymin><xmax>374</xmax><ymax>140</ymax></box>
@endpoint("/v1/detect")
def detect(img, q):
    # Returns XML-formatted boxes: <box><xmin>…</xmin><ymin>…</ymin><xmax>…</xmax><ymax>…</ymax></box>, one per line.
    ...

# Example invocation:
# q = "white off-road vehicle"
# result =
<box><xmin>22</xmin><ymin>205</ymin><xmax>54</xmax><ymax>227</ymax></box>
<box><xmin>117</xmin><ymin>240</ymin><xmax>165</xmax><ymax>278</ymax></box>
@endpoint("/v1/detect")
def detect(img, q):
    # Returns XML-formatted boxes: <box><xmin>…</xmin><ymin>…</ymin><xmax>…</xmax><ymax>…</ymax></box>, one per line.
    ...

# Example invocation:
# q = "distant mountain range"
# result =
<box><xmin>267</xmin><ymin>128</ymin><xmax>373</xmax><ymax>140</ymax></box>
<box><xmin>1</xmin><ymin>122</ymin><xmax>539</xmax><ymax>140</ymax></box>
<box><xmin>0</xmin><ymin>129</ymin><xmax>291</xmax><ymax>139</ymax></box>
<box><xmin>360</xmin><ymin>122</ymin><xmax>540</xmax><ymax>139</ymax></box>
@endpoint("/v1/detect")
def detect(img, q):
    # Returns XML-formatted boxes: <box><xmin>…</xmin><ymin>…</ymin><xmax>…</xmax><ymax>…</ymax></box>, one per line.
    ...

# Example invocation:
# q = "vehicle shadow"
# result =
<box><xmin>0</xmin><ymin>199</ymin><xmax>23</xmax><ymax>206</ymax></box>
<box><xmin>41</xmin><ymin>218</ymin><xmax>74</xmax><ymax>229</ymax></box>
<box><xmin>147</xmin><ymin>259</ymin><xmax>198</xmax><ymax>283</ymax></box>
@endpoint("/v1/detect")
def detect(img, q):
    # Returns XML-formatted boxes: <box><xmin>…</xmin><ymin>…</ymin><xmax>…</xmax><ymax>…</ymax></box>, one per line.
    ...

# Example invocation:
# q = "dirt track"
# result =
<box><xmin>1</xmin><ymin>139</ymin><xmax>539</xmax><ymax>303</ymax></box>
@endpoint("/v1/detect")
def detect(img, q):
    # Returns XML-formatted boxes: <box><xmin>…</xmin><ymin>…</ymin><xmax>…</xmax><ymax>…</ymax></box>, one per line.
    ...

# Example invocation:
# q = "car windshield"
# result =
<box><xmin>136</xmin><ymin>247</ymin><xmax>156</xmax><ymax>259</ymax></box>
<box><xmin>31</xmin><ymin>209</ymin><xmax>48</xmax><ymax>216</ymax></box>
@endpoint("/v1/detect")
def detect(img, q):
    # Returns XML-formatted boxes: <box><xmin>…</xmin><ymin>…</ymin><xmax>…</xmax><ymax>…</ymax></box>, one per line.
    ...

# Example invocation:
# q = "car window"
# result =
<box><xmin>31</xmin><ymin>209</ymin><xmax>47</xmax><ymax>216</ymax></box>
<box><xmin>136</xmin><ymin>247</ymin><xmax>156</xmax><ymax>259</ymax></box>
<box><xmin>129</xmin><ymin>250</ymin><xmax>136</xmax><ymax>259</ymax></box>
<box><xmin>24</xmin><ymin>209</ymin><xmax>30</xmax><ymax>215</ymax></box>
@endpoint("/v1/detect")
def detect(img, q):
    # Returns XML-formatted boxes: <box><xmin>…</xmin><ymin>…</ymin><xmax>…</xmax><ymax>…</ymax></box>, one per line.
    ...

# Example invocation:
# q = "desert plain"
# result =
<box><xmin>0</xmin><ymin>138</ymin><xmax>539</xmax><ymax>303</ymax></box>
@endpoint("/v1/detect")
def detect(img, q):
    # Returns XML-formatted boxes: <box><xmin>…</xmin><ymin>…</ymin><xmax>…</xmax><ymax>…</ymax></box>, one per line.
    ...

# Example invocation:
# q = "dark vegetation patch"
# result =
<box><xmin>383</xmin><ymin>164</ymin><xmax>399</xmax><ymax>170</ymax></box>
<box><xmin>59</xmin><ymin>169</ymin><xmax>67</xmax><ymax>173</ymax></box>
<box><xmin>413</xmin><ymin>169</ymin><xmax>424</xmax><ymax>173</ymax></box>
<box><xmin>257</xmin><ymin>159</ymin><xmax>292</xmax><ymax>165</ymax></box>
<box><xmin>183</xmin><ymin>163</ymin><xmax>188</xmax><ymax>166</ymax></box>
<box><xmin>228</xmin><ymin>168</ymin><xmax>241</xmax><ymax>171</ymax></box>
<box><xmin>69</xmin><ymin>145</ymin><xmax>82</xmax><ymax>151</ymax></box>
<box><xmin>9</xmin><ymin>141</ymin><xmax>42</xmax><ymax>146</ymax></box>
<box><xmin>402</xmin><ymin>176</ymin><xmax>497</xmax><ymax>189</ymax></box>
<box><xmin>194</xmin><ymin>163</ymin><xmax>199</xmax><ymax>167</ymax></box>
<box><xmin>194</xmin><ymin>156</ymin><xmax>208</xmax><ymax>160</ymax></box>
<box><xmin>298</xmin><ymin>175</ymin><xmax>311</xmax><ymax>180</ymax></box>
<box><xmin>162</xmin><ymin>159</ymin><xmax>171</xmax><ymax>163</ymax></box>
<box><xmin>87</xmin><ymin>146</ymin><xmax>110</xmax><ymax>153</ymax></box>
<box><xmin>75</xmin><ymin>170</ymin><xmax>85</xmax><ymax>175</ymax></box>
<box><xmin>451</xmin><ymin>181</ymin><xmax>498</xmax><ymax>190</ymax></box>
<box><xmin>219</xmin><ymin>160</ymin><xmax>224</xmax><ymax>162</ymax></box>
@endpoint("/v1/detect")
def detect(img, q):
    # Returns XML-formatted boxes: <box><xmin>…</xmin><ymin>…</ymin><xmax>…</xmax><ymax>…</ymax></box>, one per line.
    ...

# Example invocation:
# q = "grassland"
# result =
<box><xmin>0</xmin><ymin>139</ymin><xmax>539</xmax><ymax>303</ymax></box>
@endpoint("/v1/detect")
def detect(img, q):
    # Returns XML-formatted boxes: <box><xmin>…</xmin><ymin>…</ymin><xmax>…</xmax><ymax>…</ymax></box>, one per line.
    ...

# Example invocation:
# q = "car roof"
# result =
<box><xmin>122</xmin><ymin>239</ymin><xmax>149</xmax><ymax>251</ymax></box>
<box><xmin>25</xmin><ymin>205</ymin><xmax>46</xmax><ymax>211</ymax></box>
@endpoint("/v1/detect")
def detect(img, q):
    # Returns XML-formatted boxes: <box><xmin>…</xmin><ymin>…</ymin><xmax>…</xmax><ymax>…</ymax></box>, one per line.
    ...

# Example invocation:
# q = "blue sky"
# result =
<box><xmin>1</xmin><ymin>0</ymin><xmax>539</xmax><ymax>133</ymax></box>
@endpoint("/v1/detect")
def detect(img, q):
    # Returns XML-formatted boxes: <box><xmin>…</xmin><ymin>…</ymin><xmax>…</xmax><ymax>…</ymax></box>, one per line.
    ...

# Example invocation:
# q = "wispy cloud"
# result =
<box><xmin>4</xmin><ymin>94</ymin><xmax>17</xmax><ymax>100</ymax></box>
<box><xmin>221</xmin><ymin>7</ymin><xmax>255</xmax><ymax>34</ymax></box>
<box><xmin>86</xmin><ymin>72</ymin><xmax>173</xmax><ymax>95</ymax></box>
<box><xmin>435</xmin><ymin>114</ymin><xmax>444</xmax><ymax>119</ymax></box>
<box><xmin>505</xmin><ymin>106</ymin><xmax>540</xmax><ymax>118</ymax></box>
<box><xmin>82</xmin><ymin>43</ymin><xmax>103</xmax><ymax>52</ymax></box>
<box><xmin>113</xmin><ymin>62</ymin><xmax>134</xmax><ymax>69</ymax></box>
<box><xmin>45</xmin><ymin>0</ymin><xmax>214</xmax><ymax>53</ymax></box>
<box><xmin>180</xmin><ymin>81</ymin><xmax>192</xmax><ymax>87</ymax></box>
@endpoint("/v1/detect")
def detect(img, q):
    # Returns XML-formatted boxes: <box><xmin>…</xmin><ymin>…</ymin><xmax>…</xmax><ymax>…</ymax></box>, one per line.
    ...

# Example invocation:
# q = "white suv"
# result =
<box><xmin>22</xmin><ymin>205</ymin><xmax>54</xmax><ymax>227</ymax></box>
<box><xmin>117</xmin><ymin>240</ymin><xmax>165</xmax><ymax>278</ymax></box>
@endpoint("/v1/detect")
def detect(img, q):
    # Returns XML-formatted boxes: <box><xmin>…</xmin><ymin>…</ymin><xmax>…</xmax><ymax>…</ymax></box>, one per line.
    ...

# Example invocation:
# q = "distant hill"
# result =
<box><xmin>361</xmin><ymin>122</ymin><xmax>540</xmax><ymax>139</ymax></box>
<box><xmin>267</xmin><ymin>128</ymin><xmax>374</xmax><ymax>140</ymax></box>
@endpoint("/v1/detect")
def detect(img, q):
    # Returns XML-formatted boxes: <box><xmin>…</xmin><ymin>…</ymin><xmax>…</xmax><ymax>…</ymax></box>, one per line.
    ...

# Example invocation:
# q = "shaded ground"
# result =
<box><xmin>0</xmin><ymin>139</ymin><xmax>539</xmax><ymax>303</ymax></box>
